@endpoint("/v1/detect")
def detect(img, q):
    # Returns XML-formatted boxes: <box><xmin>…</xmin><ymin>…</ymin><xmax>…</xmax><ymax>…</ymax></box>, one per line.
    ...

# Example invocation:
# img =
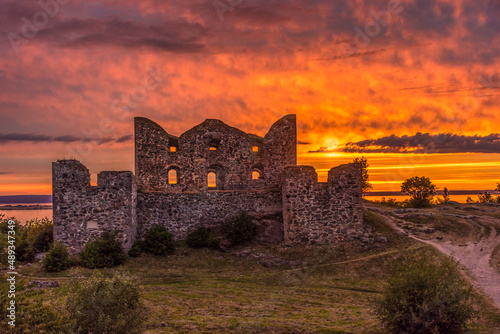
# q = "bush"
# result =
<box><xmin>186</xmin><ymin>226</ymin><xmax>220</xmax><ymax>249</ymax></box>
<box><xmin>66</xmin><ymin>271</ymin><xmax>145</xmax><ymax>334</ymax></box>
<box><xmin>80</xmin><ymin>231</ymin><xmax>126</xmax><ymax>269</ymax></box>
<box><xmin>206</xmin><ymin>232</ymin><xmax>221</xmax><ymax>249</ymax></box>
<box><xmin>478</xmin><ymin>191</ymin><xmax>495</xmax><ymax>203</ymax></box>
<box><xmin>221</xmin><ymin>212</ymin><xmax>257</xmax><ymax>246</ymax></box>
<box><xmin>43</xmin><ymin>242</ymin><xmax>71</xmax><ymax>272</ymax></box>
<box><xmin>15</xmin><ymin>240</ymin><xmax>35</xmax><ymax>263</ymax></box>
<box><xmin>25</xmin><ymin>218</ymin><xmax>53</xmax><ymax>252</ymax></box>
<box><xmin>143</xmin><ymin>225</ymin><xmax>175</xmax><ymax>256</ymax></box>
<box><xmin>186</xmin><ymin>226</ymin><xmax>210</xmax><ymax>248</ymax></box>
<box><xmin>376</xmin><ymin>255</ymin><xmax>477</xmax><ymax>334</ymax></box>
<box><xmin>128</xmin><ymin>240</ymin><xmax>143</xmax><ymax>257</ymax></box>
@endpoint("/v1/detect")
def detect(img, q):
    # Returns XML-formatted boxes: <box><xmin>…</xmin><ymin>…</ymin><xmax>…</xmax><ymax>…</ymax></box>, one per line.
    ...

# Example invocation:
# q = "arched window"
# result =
<box><xmin>168</xmin><ymin>169</ymin><xmax>177</xmax><ymax>184</ymax></box>
<box><xmin>208</xmin><ymin>172</ymin><xmax>217</xmax><ymax>188</ymax></box>
<box><xmin>252</xmin><ymin>170</ymin><xmax>260</xmax><ymax>180</ymax></box>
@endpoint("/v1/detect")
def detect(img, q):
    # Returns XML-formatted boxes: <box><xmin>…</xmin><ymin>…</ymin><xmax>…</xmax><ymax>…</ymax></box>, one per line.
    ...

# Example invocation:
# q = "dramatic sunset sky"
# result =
<box><xmin>0</xmin><ymin>0</ymin><xmax>499</xmax><ymax>196</ymax></box>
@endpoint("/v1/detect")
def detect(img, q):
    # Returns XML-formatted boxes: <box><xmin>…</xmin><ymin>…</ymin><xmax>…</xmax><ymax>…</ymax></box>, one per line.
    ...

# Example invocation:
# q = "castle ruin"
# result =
<box><xmin>53</xmin><ymin>115</ymin><xmax>363</xmax><ymax>254</ymax></box>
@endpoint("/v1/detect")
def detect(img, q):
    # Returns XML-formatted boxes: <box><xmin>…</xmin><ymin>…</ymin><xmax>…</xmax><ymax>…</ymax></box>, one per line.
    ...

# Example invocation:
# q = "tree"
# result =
<box><xmin>495</xmin><ymin>182</ymin><xmax>500</xmax><ymax>193</ymax></box>
<box><xmin>466</xmin><ymin>196</ymin><xmax>475</xmax><ymax>204</ymax></box>
<box><xmin>353</xmin><ymin>156</ymin><xmax>373</xmax><ymax>193</ymax></box>
<box><xmin>442</xmin><ymin>187</ymin><xmax>450</xmax><ymax>204</ymax></box>
<box><xmin>478</xmin><ymin>191</ymin><xmax>495</xmax><ymax>203</ymax></box>
<box><xmin>401</xmin><ymin>176</ymin><xmax>437</xmax><ymax>208</ymax></box>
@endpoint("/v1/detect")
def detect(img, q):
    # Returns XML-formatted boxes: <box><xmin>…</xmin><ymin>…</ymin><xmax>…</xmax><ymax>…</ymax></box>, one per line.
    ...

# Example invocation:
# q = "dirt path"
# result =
<box><xmin>368</xmin><ymin>206</ymin><xmax>500</xmax><ymax>309</ymax></box>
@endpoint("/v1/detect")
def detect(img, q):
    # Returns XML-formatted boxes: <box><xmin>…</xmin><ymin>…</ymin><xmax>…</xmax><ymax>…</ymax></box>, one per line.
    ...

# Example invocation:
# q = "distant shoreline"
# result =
<box><xmin>0</xmin><ymin>204</ymin><xmax>52</xmax><ymax>210</ymax></box>
<box><xmin>0</xmin><ymin>195</ymin><xmax>52</xmax><ymax>205</ymax></box>
<box><xmin>364</xmin><ymin>190</ymin><xmax>497</xmax><ymax>196</ymax></box>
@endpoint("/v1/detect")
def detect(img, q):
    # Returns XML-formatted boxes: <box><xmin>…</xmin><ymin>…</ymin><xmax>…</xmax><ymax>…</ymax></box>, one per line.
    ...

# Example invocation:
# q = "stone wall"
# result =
<box><xmin>52</xmin><ymin>160</ymin><xmax>137</xmax><ymax>254</ymax></box>
<box><xmin>282</xmin><ymin>163</ymin><xmax>363</xmax><ymax>245</ymax></box>
<box><xmin>136</xmin><ymin>189</ymin><xmax>283</xmax><ymax>244</ymax></box>
<box><xmin>53</xmin><ymin>115</ymin><xmax>363</xmax><ymax>251</ymax></box>
<box><xmin>134</xmin><ymin>115</ymin><xmax>296</xmax><ymax>193</ymax></box>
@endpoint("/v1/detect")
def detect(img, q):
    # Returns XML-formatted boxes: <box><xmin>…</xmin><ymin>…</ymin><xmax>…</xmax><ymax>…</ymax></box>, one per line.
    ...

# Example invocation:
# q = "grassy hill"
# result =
<box><xmin>5</xmin><ymin>208</ymin><xmax>500</xmax><ymax>333</ymax></box>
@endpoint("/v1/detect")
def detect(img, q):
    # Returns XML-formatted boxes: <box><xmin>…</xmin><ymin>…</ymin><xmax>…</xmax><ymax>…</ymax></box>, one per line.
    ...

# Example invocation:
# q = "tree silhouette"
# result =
<box><xmin>401</xmin><ymin>176</ymin><xmax>437</xmax><ymax>208</ymax></box>
<box><xmin>353</xmin><ymin>156</ymin><xmax>373</xmax><ymax>193</ymax></box>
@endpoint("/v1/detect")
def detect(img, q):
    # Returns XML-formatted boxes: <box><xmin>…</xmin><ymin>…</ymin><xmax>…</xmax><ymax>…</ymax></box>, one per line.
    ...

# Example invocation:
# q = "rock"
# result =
<box><xmin>27</xmin><ymin>280</ymin><xmax>60</xmax><ymax>289</ymax></box>
<box><xmin>240</xmin><ymin>249</ymin><xmax>251</xmax><ymax>256</ymax></box>
<box><xmin>285</xmin><ymin>260</ymin><xmax>302</xmax><ymax>266</ymax></box>
<box><xmin>255</xmin><ymin>218</ymin><xmax>284</xmax><ymax>244</ymax></box>
<box><xmin>219</xmin><ymin>240</ymin><xmax>232</xmax><ymax>252</ymax></box>
<box><xmin>34</xmin><ymin>253</ymin><xmax>46</xmax><ymax>260</ymax></box>
<box><xmin>374</xmin><ymin>236</ymin><xmax>388</xmax><ymax>243</ymax></box>
<box><xmin>353</xmin><ymin>246</ymin><xmax>371</xmax><ymax>253</ymax></box>
<box><xmin>396</xmin><ymin>230</ymin><xmax>407</xmax><ymax>236</ymax></box>
<box><xmin>463</xmin><ymin>206</ymin><xmax>480</xmax><ymax>211</ymax></box>
<box><xmin>261</xmin><ymin>260</ymin><xmax>277</xmax><ymax>267</ymax></box>
<box><xmin>394</xmin><ymin>208</ymin><xmax>419</xmax><ymax>214</ymax></box>
<box><xmin>418</xmin><ymin>227</ymin><xmax>435</xmax><ymax>233</ymax></box>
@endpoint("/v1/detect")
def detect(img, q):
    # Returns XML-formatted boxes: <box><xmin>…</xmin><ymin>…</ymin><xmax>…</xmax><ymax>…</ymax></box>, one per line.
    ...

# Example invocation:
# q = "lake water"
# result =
<box><xmin>364</xmin><ymin>194</ymin><xmax>481</xmax><ymax>204</ymax></box>
<box><xmin>0</xmin><ymin>205</ymin><xmax>52</xmax><ymax>224</ymax></box>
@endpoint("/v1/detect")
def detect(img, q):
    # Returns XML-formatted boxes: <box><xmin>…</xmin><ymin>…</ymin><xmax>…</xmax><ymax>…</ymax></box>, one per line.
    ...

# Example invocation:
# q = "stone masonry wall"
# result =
<box><xmin>134</xmin><ymin>115</ymin><xmax>296</xmax><ymax>193</ymax></box>
<box><xmin>283</xmin><ymin>163</ymin><xmax>363</xmax><ymax>245</ymax></box>
<box><xmin>136</xmin><ymin>189</ymin><xmax>283</xmax><ymax>244</ymax></box>
<box><xmin>52</xmin><ymin>160</ymin><xmax>137</xmax><ymax>254</ymax></box>
<box><xmin>53</xmin><ymin>115</ymin><xmax>364</xmax><ymax>251</ymax></box>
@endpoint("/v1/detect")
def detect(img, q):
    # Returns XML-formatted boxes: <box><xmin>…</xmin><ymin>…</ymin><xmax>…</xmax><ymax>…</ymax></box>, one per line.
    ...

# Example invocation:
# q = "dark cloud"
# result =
<box><xmin>297</xmin><ymin>140</ymin><xmax>311</xmax><ymax>145</ymax></box>
<box><xmin>0</xmin><ymin>133</ymin><xmax>128</xmax><ymax>144</ymax></box>
<box><xmin>43</xmin><ymin>17</ymin><xmax>207</xmax><ymax>53</ymax></box>
<box><xmin>0</xmin><ymin>133</ymin><xmax>52</xmax><ymax>142</ymax></box>
<box><xmin>0</xmin><ymin>172</ymin><xmax>12</xmax><ymax>175</ymax></box>
<box><xmin>311</xmin><ymin>133</ymin><xmax>500</xmax><ymax>154</ymax></box>
<box><xmin>116</xmin><ymin>135</ymin><xmax>133</xmax><ymax>143</ymax></box>
<box><xmin>312</xmin><ymin>48</ymin><xmax>388</xmax><ymax>61</ymax></box>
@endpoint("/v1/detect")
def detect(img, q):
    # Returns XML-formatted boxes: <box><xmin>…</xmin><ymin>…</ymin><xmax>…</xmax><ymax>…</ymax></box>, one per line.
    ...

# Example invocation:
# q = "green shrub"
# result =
<box><xmin>25</xmin><ymin>218</ymin><xmax>53</xmax><ymax>252</ymax></box>
<box><xmin>186</xmin><ymin>226</ymin><xmax>219</xmax><ymax>249</ymax></box>
<box><xmin>80</xmin><ymin>231</ymin><xmax>126</xmax><ymax>269</ymax></box>
<box><xmin>143</xmin><ymin>224</ymin><xmax>175</xmax><ymax>256</ymax></box>
<box><xmin>186</xmin><ymin>226</ymin><xmax>210</xmax><ymax>248</ymax></box>
<box><xmin>43</xmin><ymin>242</ymin><xmax>71</xmax><ymax>272</ymax></box>
<box><xmin>1</xmin><ymin>217</ymin><xmax>53</xmax><ymax>264</ymax></box>
<box><xmin>478</xmin><ymin>191</ymin><xmax>496</xmax><ymax>203</ymax></box>
<box><xmin>16</xmin><ymin>240</ymin><xmax>35</xmax><ymax>263</ymax></box>
<box><xmin>66</xmin><ymin>271</ymin><xmax>145</xmax><ymax>334</ymax></box>
<box><xmin>206</xmin><ymin>232</ymin><xmax>221</xmax><ymax>249</ymax></box>
<box><xmin>376</xmin><ymin>255</ymin><xmax>477</xmax><ymax>334</ymax></box>
<box><xmin>221</xmin><ymin>212</ymin><xmax>257</xmax><ymax>247</ymax></box>
<box><xmin>128</xmin><ymin>240</ymin><xmax>143</xmax><ymax>257</ymax></box>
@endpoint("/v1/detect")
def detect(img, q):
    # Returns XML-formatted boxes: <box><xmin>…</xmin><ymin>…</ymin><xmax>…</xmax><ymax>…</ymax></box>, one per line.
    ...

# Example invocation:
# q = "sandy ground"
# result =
<box><xmin>367</xmin><ymin>205</ymin><xmax>500</xmax><ymax>309</ymax></box>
